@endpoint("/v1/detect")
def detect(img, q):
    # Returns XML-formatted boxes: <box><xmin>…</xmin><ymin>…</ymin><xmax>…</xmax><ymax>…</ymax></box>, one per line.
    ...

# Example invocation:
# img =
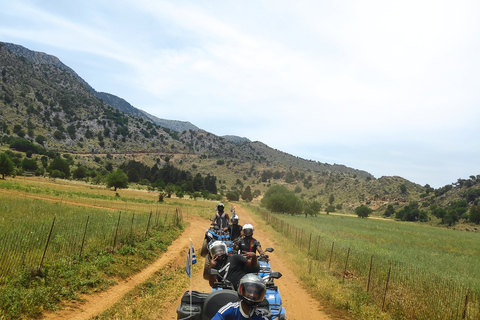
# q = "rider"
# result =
<box><xmin>211</xmin><ymin>273</ymin><xmax>269</xmax><ymax>320</ymax></box>
<box><xmin>228</xmin><ymin>215</ymin><xmax>243</xmax><ymax>241</ymax></box>
<box><xmin>236</xmin><ymin>224</ymin><xmax>267</xmax><ymax>257</ymax></box>
<box><xmin>208</xmin><ymin>241</ymin><xmax>259</xmax><ymax>290</ymax></box>
<box><xmin>213</xmin><ymin>203</ymin><xmax>230</xmax><ymax>230</ymax></box>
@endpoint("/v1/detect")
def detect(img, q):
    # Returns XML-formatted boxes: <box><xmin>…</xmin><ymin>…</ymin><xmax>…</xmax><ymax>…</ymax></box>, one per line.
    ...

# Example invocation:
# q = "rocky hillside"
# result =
<box><xmin>1</xmin><ymin>41</ymin><xmax>479</xmax><ymax>220</ymax></box>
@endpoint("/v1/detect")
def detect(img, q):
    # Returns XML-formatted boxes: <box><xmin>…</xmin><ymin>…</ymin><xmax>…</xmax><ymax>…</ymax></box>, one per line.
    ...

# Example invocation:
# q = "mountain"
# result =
<box><xmin>1</xmin><ymin>41</ymin><xmax>479</xmax><ymax>221</ymax></box>
<box><xmin>1</xmin><ymin>42</ymin><xmax>199</xmax><ymax>134</ymax></box>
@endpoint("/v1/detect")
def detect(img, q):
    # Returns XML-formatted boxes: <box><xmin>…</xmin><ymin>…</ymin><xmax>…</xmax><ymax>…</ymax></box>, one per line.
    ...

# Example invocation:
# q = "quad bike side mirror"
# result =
<box><xmin>265</xmin><ymin>247</ymin><xmax>274</xmax><ymax>253</ymax></box>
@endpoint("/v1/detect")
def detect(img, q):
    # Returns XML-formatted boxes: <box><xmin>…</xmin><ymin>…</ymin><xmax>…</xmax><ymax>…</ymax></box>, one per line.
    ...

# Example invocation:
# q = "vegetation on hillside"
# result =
<box><xmin>1</xmin><ymin>41</ymin><xmax>480</xmax><ymax>229</ymax></box>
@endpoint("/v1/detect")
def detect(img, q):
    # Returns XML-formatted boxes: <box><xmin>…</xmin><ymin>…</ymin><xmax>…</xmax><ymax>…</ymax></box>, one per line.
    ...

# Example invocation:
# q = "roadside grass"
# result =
<box><xmin>0</xmin><ymin>176</ymin><xmax>220</xmax><ymax>319</ymax></box>
<box><xmin>247</xmin><ymin>204</ymin><xmax>480</xmax><ymax>320</ymax></box>
<box><xmin>0</xmin><ymin>221</ymin><xmax>184</xmax><ymax>319</ymax></box>
<box><xmin>93</xmin><ymin>255</ymin><xmax>205</xmax><ymax>320</ymax></box>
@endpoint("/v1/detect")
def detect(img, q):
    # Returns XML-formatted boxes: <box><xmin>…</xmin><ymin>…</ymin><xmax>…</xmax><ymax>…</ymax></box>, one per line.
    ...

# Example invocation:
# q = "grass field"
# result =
<box><xmin>250</xmin><ymin>206</ymin><xmax>480</xmax><ymax>319</ymax></box>
<box><xmin>0</xmin><ymin>176</ymin><xmax>217</xmax><ymax>319</ymax></box>
<box><xmin>273</xmin><ymin>212</ymin><xmax>480</xmax><ymax>290</ymax></box>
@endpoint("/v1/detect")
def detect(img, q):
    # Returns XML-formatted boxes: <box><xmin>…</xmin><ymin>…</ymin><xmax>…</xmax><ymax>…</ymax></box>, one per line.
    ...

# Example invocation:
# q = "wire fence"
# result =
<box><xmin>0</xmin><ymin>207</ymin><xmax>183</xmax><ymax>283</ymax></box>
<box><xmin>259</xmin><ymin>209</ymin><xmax>480</xmax><ymax>320</ymax></box>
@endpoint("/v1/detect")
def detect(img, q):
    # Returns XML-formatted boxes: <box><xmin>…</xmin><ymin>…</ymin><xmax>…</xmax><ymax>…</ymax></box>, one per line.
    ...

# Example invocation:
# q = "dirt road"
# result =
<box><xmin>43</xmin><ymin>204</ymin><xmax>332</xmax><ymax>320</ymax></box>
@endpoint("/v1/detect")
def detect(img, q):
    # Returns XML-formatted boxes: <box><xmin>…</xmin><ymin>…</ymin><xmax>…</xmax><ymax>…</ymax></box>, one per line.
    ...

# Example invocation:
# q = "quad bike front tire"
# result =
<box><xmin>203</xmin><ymin>254</ymin><xmax>212</xmax><ymax>280</ymax></box>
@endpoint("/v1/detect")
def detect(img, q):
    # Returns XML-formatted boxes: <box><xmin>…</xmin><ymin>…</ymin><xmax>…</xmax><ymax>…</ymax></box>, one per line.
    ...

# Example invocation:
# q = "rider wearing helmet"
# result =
<box><xmin>228</xmin><ymin>215</ymin><xmax>243</xmax><ymax>241</ymax></box>
<box><xmin>212</xmin><ymin>273</ymin><xmax>268</xmax><ymax>320</ymax></box>
<box><xmin>236</xmin><ymin>224</ymin><xmax>267</xmax><ymax>257</ymax></box>
<box><xmin>208</xmin><ymin>240</ymin><xmax>259</xmax><ymax>290</ymax></box>
<box><xmin>213</xmin><ymin>203</ymin><xmax>230</xmax><ymax>230</ymax></box>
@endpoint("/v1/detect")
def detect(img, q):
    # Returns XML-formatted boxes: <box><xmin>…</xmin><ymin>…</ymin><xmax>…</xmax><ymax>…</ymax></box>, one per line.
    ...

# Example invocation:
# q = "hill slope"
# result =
<box><xmin>1</xmin><ymin>41</ymin><xmax>479</xmax><ymax>219</ymax></box>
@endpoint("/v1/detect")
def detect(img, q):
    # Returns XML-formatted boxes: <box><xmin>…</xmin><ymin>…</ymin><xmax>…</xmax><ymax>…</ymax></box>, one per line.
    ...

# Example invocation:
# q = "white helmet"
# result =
<box><xmin>243</xmin><ymin>224</ymin><xmax>254</xmax><ymax>237</ymax></box>
<box><xmin>209</xmin><ymin>241</ymin><xmax>227</xmax><ymax>257</ymax></box>
<box><xmin>231</xmin><ymin>215</ymin><xmax>239</xmax><ymax>224</ymax></box>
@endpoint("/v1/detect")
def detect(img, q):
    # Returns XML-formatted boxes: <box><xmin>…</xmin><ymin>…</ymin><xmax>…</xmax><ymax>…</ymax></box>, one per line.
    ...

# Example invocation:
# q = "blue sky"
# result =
<box><xmin>1</xmin><ymin>0</ymin><xmax>479</xmax><ymax>188</ymax></box>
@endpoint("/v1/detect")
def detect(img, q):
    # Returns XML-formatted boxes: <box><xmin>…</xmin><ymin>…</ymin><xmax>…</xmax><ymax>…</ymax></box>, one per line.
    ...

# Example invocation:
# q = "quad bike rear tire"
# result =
<box><xmin>200</xmin><ymin>238</ymin><xmax>209</xmax><ymax>257</ymax></box>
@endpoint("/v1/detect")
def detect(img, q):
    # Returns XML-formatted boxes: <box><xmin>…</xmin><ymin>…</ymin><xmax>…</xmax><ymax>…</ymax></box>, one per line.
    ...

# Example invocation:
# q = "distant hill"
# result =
<box><xmin>1</xmin><ymin>42</ymin><xmax>199</xmax><ymax>134</ymax></box>
<box><xmin>1</xmin><ymin>41</ymin><xmax>479</xmax><ymax>224</ymax></box>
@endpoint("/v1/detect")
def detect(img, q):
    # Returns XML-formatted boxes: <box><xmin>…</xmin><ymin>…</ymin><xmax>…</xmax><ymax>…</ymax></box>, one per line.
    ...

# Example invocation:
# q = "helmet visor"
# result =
<box><xmin>240</xmin><ymin>282</ymin><xmax>266</xmax><ymax>303</ymax></box>
<box><xmin>243</xmin><ymin>228</ymin><xmax>253</xmax><ymax>237</ymax></box>
<box><xmin>210</xmin><ymin>244</ymin><xmax>227</xmax><ymax>257</ymax></box>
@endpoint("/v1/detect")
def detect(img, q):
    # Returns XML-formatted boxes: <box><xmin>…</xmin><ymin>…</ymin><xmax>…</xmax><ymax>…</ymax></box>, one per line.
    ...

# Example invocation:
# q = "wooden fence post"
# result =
<box><xmin>79</xmin><ymin>216</ymin><xmax>89</xmax><ymax>258</ymax></box>
<box><xmin>382</xmin><ymin>266</ymin><xmax>391</xmax><ymax>312</ymax></box>
<box><xmin>342</xmin><ymin>247</ymin><xmax>350</xmax><ymax>283</ymax></box>
<box><xmin>146</xmin><ymin>210</ymin><xmax>153</xmax><ymax>237</ymax></box>
<box><xmin>329</xmin><ymin>242</ymin><xmax>335</xmax><ymax>270</ymax></box>
<box><xmin>39</xmin><ymin>217</ymin><xmax>56</xmax><ymax>272</ymax></box>
<box><xmin>113</xmin><ymin>212</ymin><xmax>121</xmax><ymax>249</ymax></box>
<box><xmin>367</xmin><ymin>255</ymin><xmax>373</xmax><ymax>292</ymax></box>
<box><xmin>462</xmin><ymin>290</ymin><xmax>469</xmax><ymax>319</ymax></box>
<box><xmin>308</xmin><ymin>233</ymin><xmax>312</xmax><ymax>254</ymax></box>
<box><xmin>130</xmin><ymin>212</ymin><xmax>135</xmax><ymax>236</ymax></box>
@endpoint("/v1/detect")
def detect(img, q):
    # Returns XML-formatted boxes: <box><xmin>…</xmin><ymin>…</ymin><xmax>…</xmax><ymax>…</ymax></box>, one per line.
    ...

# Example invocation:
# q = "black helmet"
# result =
<box><xmin>237</xmin><ymin>273</ymin><xmax>266</xmax><ymax>306</ymax></box>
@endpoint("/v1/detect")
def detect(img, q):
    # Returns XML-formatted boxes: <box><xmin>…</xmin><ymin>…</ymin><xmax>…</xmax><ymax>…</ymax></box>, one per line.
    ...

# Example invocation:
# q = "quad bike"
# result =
<box><xmin>176</xmin><ymin>270</ymin><xmax>274</xmax><ymax>320</ymax></box>
<box><xmin>200</xmin><ymin>222</ymin><xmax>235</xmax><ymax>280</ymax></box>
<box><xmin>200</xmin><ymin>222</ymin><xmax>233</xmax><ymax>257</ymax></box>
<box><xmin>257</xmin><ymin>248</ymin><xmax>286</xmax><ymax>320</ymax></box>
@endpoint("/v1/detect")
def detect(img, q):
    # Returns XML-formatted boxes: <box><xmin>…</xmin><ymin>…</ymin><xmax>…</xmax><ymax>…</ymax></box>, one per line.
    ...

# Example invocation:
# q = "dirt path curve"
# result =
<box><xmin>43</xmin><ymin>204</ymin><xmax>332</xmax><ymax>320</ymax></box>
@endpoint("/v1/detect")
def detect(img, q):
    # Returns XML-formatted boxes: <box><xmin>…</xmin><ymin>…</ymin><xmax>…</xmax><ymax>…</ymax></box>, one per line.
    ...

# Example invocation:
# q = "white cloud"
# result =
<box><xmin>1</xmin><ymin>0</ymin><xmax>478</xmax><ymax>188</ymax></box>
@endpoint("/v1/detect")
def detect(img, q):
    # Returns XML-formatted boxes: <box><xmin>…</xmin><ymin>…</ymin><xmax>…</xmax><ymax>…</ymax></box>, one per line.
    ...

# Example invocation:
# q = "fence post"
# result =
<box><xmin>79</xmin><ymin>216</ymin><xmax>90</xmax><ymax>258</ymax></box>
<box><xmin>39</xmin><ymin>217</ymin><xmax>56</xmax><ymax>272</ymax></box>
<box><xmin>130</xmin><ymin>212</ymin><xmax>135</xmax><ymax>236</ymax></box>
<box><xmin>308</xmin><ymin>233</ymin><xmax>312</xmax><ymax>254</ymax></box>
<box><xmin>113</xmin><ymin>212</ymin><xmax>121</xmax><ymax>249</ymax></box>
<box><xmin>462</xmin><ymin>290</ymin><xmax>469</xmax><ymax>319</ymax></box>
<box><xmin>342</xmin><ymin>247</ymin><xmax>350</xmax><ymax>283</ymax></box>
<box><xmin>382</xmin><ymin>266</ymin><xmax>391</xmax><ymax>312</ymax></box>
<box><xmin>367</xmin><ymin>255</ymin><xmax>373</xmax><ymax>292</ymax></box>
<box><xmin>146</xmin><ymin>210</ymin><xmax>153</xmax><ymax>237</ymax></box>
<box><xmin>315</xmin><ymin>236</ymin><xmax>320</xmax><ymax>260</ymax></box>
<box><xmin>329</xmin><ymin>242</ymin><xmax>335</xmax><ymax>270</ymax></box>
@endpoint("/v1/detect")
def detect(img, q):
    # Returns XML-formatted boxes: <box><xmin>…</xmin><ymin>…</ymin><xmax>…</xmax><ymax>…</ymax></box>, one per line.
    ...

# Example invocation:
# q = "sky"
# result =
<box><xmin>1</xmin><ymin>0</ymin><xmax>479</xmax><ymax>188</ymax></box>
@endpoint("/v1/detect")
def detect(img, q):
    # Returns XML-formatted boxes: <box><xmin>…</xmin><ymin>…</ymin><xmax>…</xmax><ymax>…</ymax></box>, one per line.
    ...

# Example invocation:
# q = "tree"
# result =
<box><xmin>261</xmin><ymin>185</ymin><xmax>303</xmax><ymax>215</ymax></box>
<box><xmin>21</xmin><ymin>158</ymin><xmax>38</xmax><ymax>172</ymax></box>
<box><xmin>73</xmin><ymin>166</ymin><xmax>87</xmax><ymax>180</ymax></box>
<box><xmin>242</xmin><ymin>186</ymin><xmax>253</xmax><ymax>202</ymax></box>
<box><xmin>106</xmin><ymin>169</ymin><xmax>128</xmax><ymax>191</ymax></box>
<box><xmin>226</xmin><ymin>191</ymin><xmax>240</xmax><ymax>201</ymax></box>
<box><xmin>329</xmin><ymin>194</ymin><xmax>335</xmax><ymax>205</ymax></box>
<box><xmin>47</xmin><ymin>157</ymin><xmax>71</xmax><ymax>178</ymax></box>
<box><xmin>325</xmin><ymin>204</ymin><xmax>335</xmax><ymax>215</ymax></box>
<box><xmin>384</xmin><ymin>204</ymin><xmax>395</xmax><ymax>217</ymax></box>
<box><xmin>469</xmin><ymin>205</ymin><xmax>480</xmax><ymax>224</ymax></box>
<box><xmin>304</xmin><ymin>200</ymin><xmax>322</xmax><ymax>217</ymax></box>
<box><xmin>355</xmin><ymin>205</ymin><xmax>372</xmax><ymax>218</ymax></box>
<box><xmin>400</xmin><ymin>184</ymin><xmax>407</xmax><ymax>194</ymax></box>
<box><xmin>0</xmin><ymin>153</ymin><xmax>14</xmax><ymax>179</ymax></box>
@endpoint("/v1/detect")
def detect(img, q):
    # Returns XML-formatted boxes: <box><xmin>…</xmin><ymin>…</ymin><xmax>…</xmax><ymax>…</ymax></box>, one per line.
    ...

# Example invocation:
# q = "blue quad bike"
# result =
<box><xmin>176</xmin><ymin>270</ymin><xmax>281</xmax><ymax>320</ymax></box>
<box><xmin>200</xmin><ymin>223</ymin><xmax>235</xmax><ymax>280</ymax></box>
<box><xmin>257</xmin><ymin>248</ymin><xmax>286</xmax><ymax>320</ymax></box>
<box><xmin>177</xmin><ymin>249</ymin><xmax>286</xmax><ymax>320</ymax></box>
<box><xmin>200</xmin><ymin>223</ymin><xmax>234</xmax><ymax>257</ymax></box>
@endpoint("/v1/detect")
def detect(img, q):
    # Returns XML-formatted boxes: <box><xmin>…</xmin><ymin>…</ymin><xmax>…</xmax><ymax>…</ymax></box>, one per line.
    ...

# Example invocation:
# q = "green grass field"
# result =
<box><xmin>274</xmin><ymin>212</ymin><xmax>480</xmax><ymax>290</ymax></box>
<box><xmin>252</xmin><ymin>206</ymin><xmax>480</xmax><ymax>319</ymax></box>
